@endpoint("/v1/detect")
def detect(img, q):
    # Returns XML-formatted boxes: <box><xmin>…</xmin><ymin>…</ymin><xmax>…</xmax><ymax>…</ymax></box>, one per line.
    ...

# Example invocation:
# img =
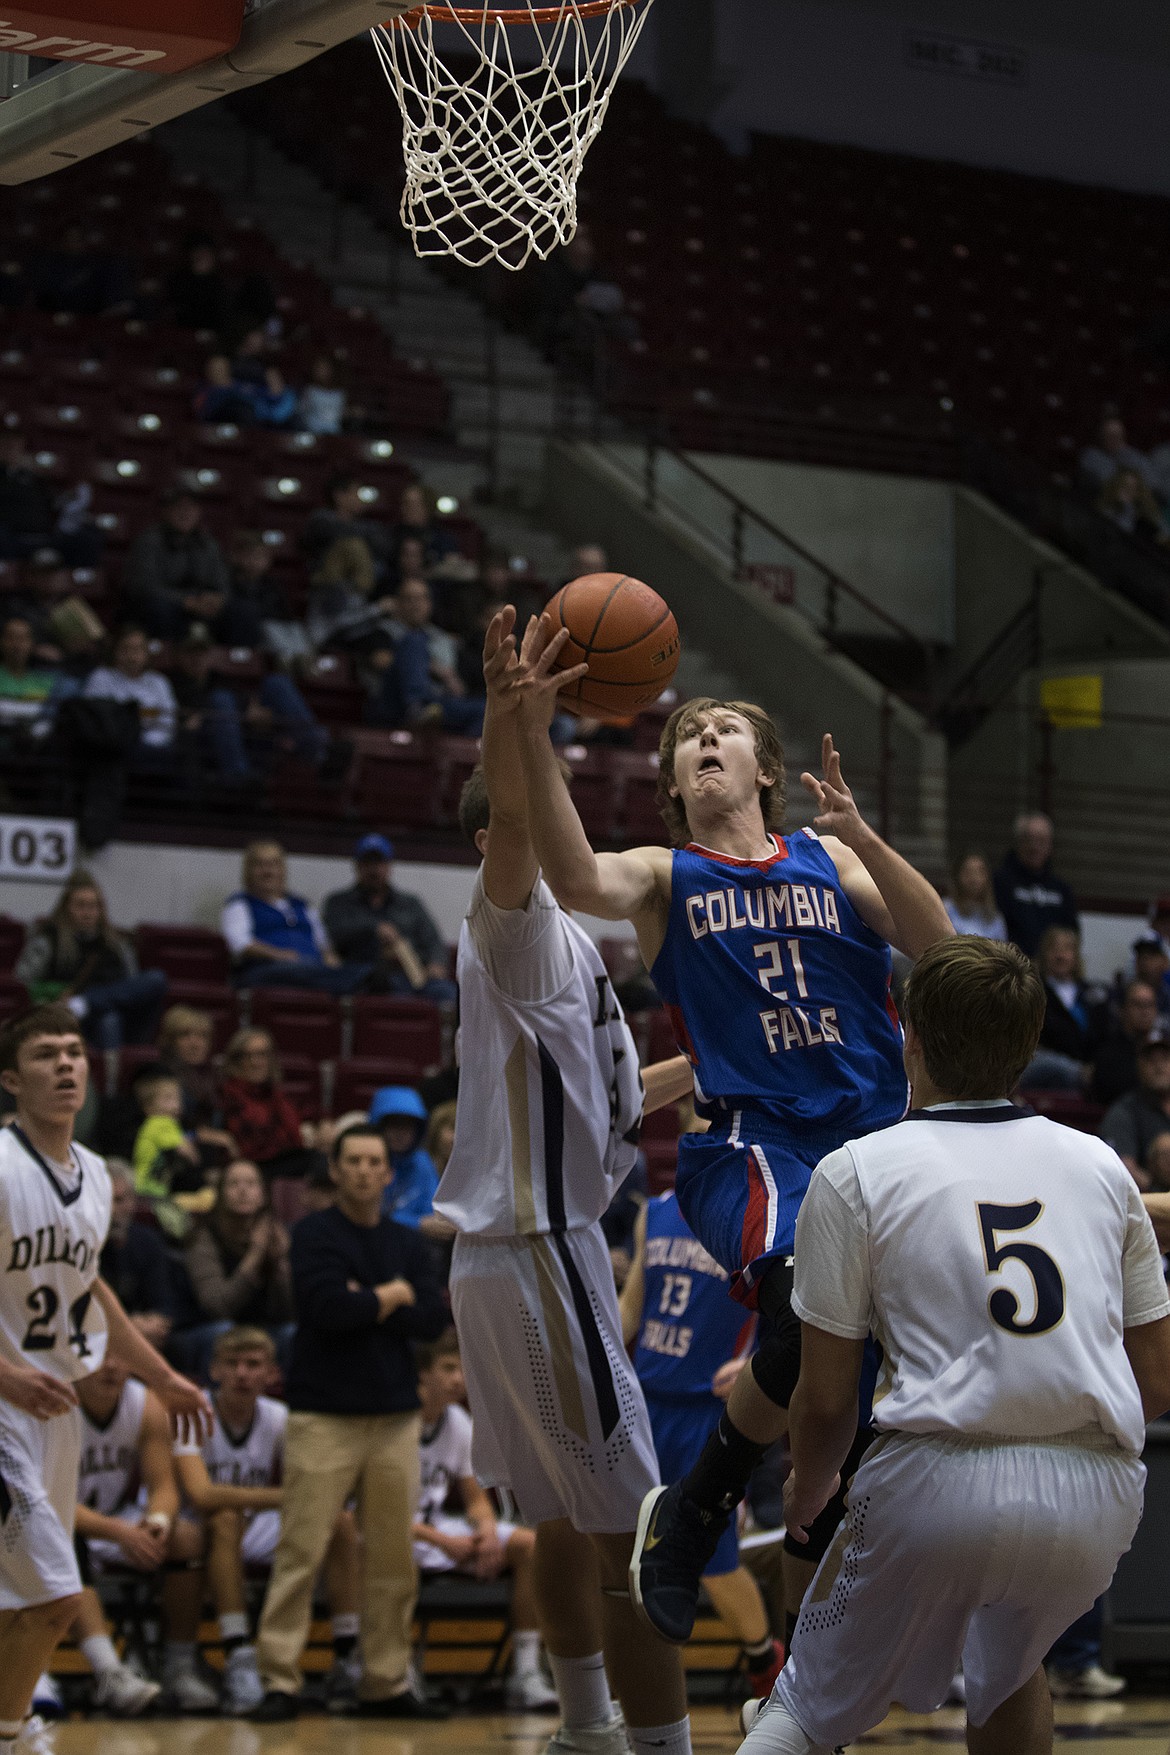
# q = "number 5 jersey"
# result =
<box><xmin>0</xmin><ymin>1123</ymin><xmax>112</xmax><ymax>1382</ymax></box>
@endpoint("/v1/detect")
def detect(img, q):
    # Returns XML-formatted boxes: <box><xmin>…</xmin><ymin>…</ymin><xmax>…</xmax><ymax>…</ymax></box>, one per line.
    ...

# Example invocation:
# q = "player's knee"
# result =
<box><xmin>34</xmin><ymin>1591</ymin><xmax>83</xmax><ymax>1636</ymax></box>
<box><xmin>507</xmin><ymin>1527</ymin><xmax>536</xmax><ymax>1565</ymax></box>
<box><xmin>750</xmin><ymin>1329</ymin><xmax>802</xmax><ymax>1408</ymax></box>
<box><xmin>169</xmin><ymin>1517</ymin><xmax>204</xmax><ymax>1562</ymax></box>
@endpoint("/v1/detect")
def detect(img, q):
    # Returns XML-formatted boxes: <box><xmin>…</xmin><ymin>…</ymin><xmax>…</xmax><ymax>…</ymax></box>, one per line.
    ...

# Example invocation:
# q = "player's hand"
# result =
<box><xmin>711</xmin><ymin>1357</ymin><xmax>749</xmax><ymax>1401</ymax></box>
<box><xmin>118</xmin><ymin>1521</ymin><xmax>167</xmax><ymax>1570</ymax></box>
<box><xmin>471</xmin><ymin>1528</ymin><xmax>506</xmax><ymax>1579</ymax></box>
<box><xmin>800</xmin><ymin>734</ymin><xmax>869</xmax><ymax>848</ymax></box>
<box><xmin>482</xmin><ymin>605</ymin><xmax>527</xmax><ymax>714</ymax></box>
<box><xmin>444</xmin><ymin>1533</ymin><xmax>479</xmax><ymax>1568</ymax></box>
<box><xmin>0</xmin><ymin>1360</ymin><xmax>79</xmax><ymax>1421</ymax></box>
<box><xmin>782</xmin><ymin>1468</ymin><xmax>839</xmax><ymax>1544</ymax></box>
<box><xmin>515</xmin><ymin>613</ymin><xmax>588</xmax><ymax>732</ymax></box>
<box><xmin>155</xmin><ymin>1370</ymin><xmax>214</xmax><ymax>1445</ymax></box>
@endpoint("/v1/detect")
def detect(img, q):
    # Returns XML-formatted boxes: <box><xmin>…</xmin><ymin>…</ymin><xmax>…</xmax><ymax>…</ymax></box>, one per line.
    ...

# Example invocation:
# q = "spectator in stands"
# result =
<box><xmin>15</xmin><ymin>869</ymin><xmax>166</xmax><ymax>1047</ymax></box>
<box><xmin>1092</xmin><ymin>979</ymin><xmax>1161</xmax><ymax>1106</ymax></box>
<box><xmin>322</xmin><ymin>835</ymin><xmax>457</xmax><ymax>1003</ymax></box>
<box><xmin>220</xmin><ymin>839</ymin><xmax>369</xmax><ymax>994</ymax></box>
<box><xmin>133</xmin><ymin>1068</ymin><xmax>210</xmax><ymax>1239</ymax></box>
<box><xmin>385</xmin><ymin>576</ymin><xmax>485</xmax><ymax>734</ymax></box>
<box><xmin>1149</xmin><ymin>896</ymin><xmax>1170</xmax><ymax>955</ymax></box>
<box><xmin>1019</xmin><ymin>924</ymin><xmax>1106</xmax><ymax>1092</ymax></box>
<box><xmin>1099</xmin><ymin>1030</ymin><xmax>1170</xmax><ymax>1190</ymax></box>
<box><xmin>0</xmin><ymin>613</ymin><xmax>71</xmax><ymax>746</ymax></box>
<box><xmin>943</xmin><ymin>851</ymin><xmax>1007</xmax><ymax>939</ymax></box>
<box><xmin>394</xmin><ymin>482</ymin><xmax>460</xmax><ymax>574</ymax></box>
<box><xmin>182</xmin><ymin>1160</ymin><xmax>296</xmax><ymax>1378</ymax></box>
<box><xmin>1097</xmin><ymin>468</ymin><xmax>1170</xmax><ymax>545</ymax></box>
<box><xmin>303</xmin><ymin>471</ymin><xmax>392</xmax><ymax>572</ymax></box>
<box><xmin>158</xmin><ymin>1004</ymin><xmax>236</xmax><ymax>1166</ymax></box>
<box><xmin>299</xmin><ymin>356</ymin><xmax>348</xmax><ymax>435</ymax></box>
<box><xmin>123</xmin><ymin>488</ymin><xmax>249</xmax><ymax>644</ymax></box>
<box><xmin>251</xmin><ymin>1123</ymin><xmax>448</xmax><ymax>1721</ymax></box>
<box><xmin>172</xmin><ymin>626</ymin><xmax>334</xmax><ymax>788</ymax></box>
<box><xmin>1078</xmin><ymin>414</ymin><xmax>1158</xmax><ymax>494</ymax></box>
<box><xmin>99</xmin><ymin>1159</ymin><xmax>174</xmax><ymax>1350</ymax></box>
<box><xmin>368</xmin><ymin>1086</ymin><xmax>440</xmax><ymax>1231</ymax></box>
<box><xmin>4</xmin><ymin>553</ymin><xmax>105</xmax><ymax>669</ymax></box>
<box><xmin>307</xmin><ymin>535</ymin><xmax>397</xmax><ymax>653</ymax></box>
<box><xmin>567</xmin><ymin>541</ymin><xmax>609</xmax><ymax>580</ymax></box>
<box><xmin>1132</xmin><ymin>932</ymin><xmax>1170</xmax><ymax>1018</ymax></box>
<box><xmin>0</xmin><ymin>429</ymin><xmax>102</xmax><ymax>566</ymax></box>
<box><xmin>425</xmin><ymin>1100</ymin><xmax>456</xmax><ymax>1178</ymax></box>
<box><xmin>83</xmin><ymin>623</ymin><xmax>179</xmax><ymax>756</ymax></box>
<box><xmin>193</xmin><ymin>355</ymin><xmax>257</xmax><ymax>427</ymax></box>
<box><xmin>218</xmin><ymin>1027</ymin><xmax>329</xmax><ymax>1184</ymax></box>
<box><xmin>167</xmin><ymin>235</ymin><xmax>233</xmax><ymax>334</ymax></box>
<box><xmin>412</xmin><ymin>1330</ymin><xmax>557</xmax><ymax>1710</ymax></box>
<box><xmin>32</xmin><ymin>223</ymin><xmax>131</xmax><ymax>317</ymax></box>
<box><xmin>993</xmin><ymin>810</ymin><xmax>1078</xmax><ymax>956</ymax></box>
<box><xmin>225</xmin><ymin>529</ymin><xmax>308</xmax><ymax>662</ymax></box>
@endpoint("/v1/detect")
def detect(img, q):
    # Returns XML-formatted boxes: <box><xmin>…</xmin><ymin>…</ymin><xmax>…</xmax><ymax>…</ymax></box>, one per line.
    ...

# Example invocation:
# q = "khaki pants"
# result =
<box><xmin>256</xmin><ymin>1409</ymin><xmax>421</xmax><ymax>1700</ymax></box>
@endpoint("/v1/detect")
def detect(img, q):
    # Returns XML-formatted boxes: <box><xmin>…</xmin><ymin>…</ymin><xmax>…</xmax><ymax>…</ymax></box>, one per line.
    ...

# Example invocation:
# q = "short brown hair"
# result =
<box><xmin>458</xmin><ymin>758</ymin><xmax>573</xmax><ymax>846</ymax></box>
<box><xmin>0</xmin><ymin>1003</ymin><xmax>86</xmax><ymax>1074</ymax></box>
<box><xmin>900</xmin><ymin>937</ymin><xmax>1046</xmax><ymax>1100</ymax></box>
<box><xmin>212</xmin><ymin>1325</ymin><xmax>276</xmax><ymax>1364</ymax></box>
<box><xmin>415</xmin><ymin>1326</ymin><xmax>461</xmax><ymax>1374</ymax></box>
<box><xmin>656</xmin><ymin>698</ymin><xmax>786</xmax><ymax>846</ymax></box>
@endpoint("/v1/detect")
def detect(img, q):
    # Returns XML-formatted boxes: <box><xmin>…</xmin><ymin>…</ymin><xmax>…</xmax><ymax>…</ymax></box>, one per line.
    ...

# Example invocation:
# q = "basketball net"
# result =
<box><xmin>371</xmin><ymin>0</ymin><xmax>654</xmax><ymax>269</ymax></box>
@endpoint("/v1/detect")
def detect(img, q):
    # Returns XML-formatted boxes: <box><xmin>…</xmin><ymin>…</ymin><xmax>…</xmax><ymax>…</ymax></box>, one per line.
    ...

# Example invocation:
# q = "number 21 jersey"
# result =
<box><xmin>0</xmin><ymin>1125</ymin><xmax>111</xmax><ymax>1381</ymax></box>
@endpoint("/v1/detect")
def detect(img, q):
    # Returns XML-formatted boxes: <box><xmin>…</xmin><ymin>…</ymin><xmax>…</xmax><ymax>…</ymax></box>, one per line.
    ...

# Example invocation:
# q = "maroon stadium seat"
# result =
<box><xmin>137</xmin><ymin>925</ymin><xmax>231</xmax><ymax>985</ymax></box>
<box><xmin>351</xmin><ymin>996</ymin><xmax>443</xmax><ymax>1071</ymax></box>
<box><xmin>333</xmin><ymin>1057</ymin><xmax>421</xmax><ymax>1116</ymax></box>
<box><xmin>248</xmin><ymin>989</ymin><xmax>343</xmax><ymax>1061</ymax></box>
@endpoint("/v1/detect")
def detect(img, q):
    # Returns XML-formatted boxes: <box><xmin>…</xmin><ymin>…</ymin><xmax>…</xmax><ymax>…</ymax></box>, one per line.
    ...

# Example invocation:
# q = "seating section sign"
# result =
<box><xmin>0</xmin><ymin>815</ymin><xmax>75</xmax><ymax>881</ymax></box>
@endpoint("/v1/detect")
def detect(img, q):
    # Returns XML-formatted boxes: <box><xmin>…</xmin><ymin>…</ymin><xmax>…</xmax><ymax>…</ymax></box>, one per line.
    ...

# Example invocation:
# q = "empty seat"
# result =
<box><xmin>351</xmin><ymin>996</ymin><xmax>443</xmax><ymax>1071</ymax></box>
<box><xmin>278</xmin><ymin>1053</ymin><xmax>324</xmax><ymax>1119</ymax></box>
<box><xmin>137</xmin><ymin>925</ymin><xmax>231</xmax><ymax>985</ymax></box>
<box><xmin>351</xmin><ymin>738</ymin><xmax>441</xmax><ymax>832</ymax></box>
<box><xmin>644</xmin><ymin>1008</ymin><xmax>681</xmax><ymax>1065</ymax></box>
<box><xmin>0</xmin><ymin>915</ymin><xmax>25</xmax><ymax>971</ymax></box>
<box><xmin>248</xmin><ymin>989</ymin><xmax>343</xmax><ymax>1061</ymax></box>
<box><xmin>0</xmin><ymin>974</ymin><xmax>30</xmax><ymax>1021</ymax></box>
<box><xmin>333</xmin><ymin>1056</ymin><xmax>422</xmax><ymax>1117</ymax></box>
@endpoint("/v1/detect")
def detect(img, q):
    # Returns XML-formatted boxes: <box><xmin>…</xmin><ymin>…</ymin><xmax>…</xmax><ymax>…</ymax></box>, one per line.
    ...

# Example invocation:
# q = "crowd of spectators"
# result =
<box><xmin>1080</xmin><ymin>411</ymin><xmax>1170</xmax><ymax>549</ymax></box>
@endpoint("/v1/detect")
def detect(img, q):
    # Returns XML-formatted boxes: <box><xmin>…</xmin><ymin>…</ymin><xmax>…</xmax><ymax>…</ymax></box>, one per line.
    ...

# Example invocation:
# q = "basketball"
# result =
<box><xmin>544</xmin><ymin>572</ymin><xmax>680</xmax><ymax>722</ymax></box>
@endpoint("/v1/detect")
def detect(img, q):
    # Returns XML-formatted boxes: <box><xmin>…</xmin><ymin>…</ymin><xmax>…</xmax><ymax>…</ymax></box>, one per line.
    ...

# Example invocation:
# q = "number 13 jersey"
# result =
<box><xmin>792</xmin><ymin>1103</ymin><xmax>1170</xmax><ymax>1455</ymax></box>
<box><xmin>651</xmin><ymin>830</ymin><xmax>907</xmax><ymax>1133</ymax></box>
<box><xmin>0</xmin><ymin>1124</ymin><xmax>111</xmax><ymax>1381</ymax></box>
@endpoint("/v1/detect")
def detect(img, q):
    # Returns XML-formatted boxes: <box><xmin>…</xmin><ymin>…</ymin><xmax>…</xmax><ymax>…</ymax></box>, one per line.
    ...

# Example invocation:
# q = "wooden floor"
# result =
<box><xmin>42</xmin><ymin>1700</ymin><xmax>1170</xmax><ymax>1754</ymax></box>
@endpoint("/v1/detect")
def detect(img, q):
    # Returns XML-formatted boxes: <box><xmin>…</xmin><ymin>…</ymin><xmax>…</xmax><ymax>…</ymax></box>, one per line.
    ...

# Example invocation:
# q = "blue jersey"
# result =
<box><xmin>651</xmin><ymin>829</ymin><xmax>907</xmax><ymax>1134</ymax></box>
<box><xmin>633</xmin><ymin>1192</ymin><xmax>754</xmax><ymax>1402</ymax></box>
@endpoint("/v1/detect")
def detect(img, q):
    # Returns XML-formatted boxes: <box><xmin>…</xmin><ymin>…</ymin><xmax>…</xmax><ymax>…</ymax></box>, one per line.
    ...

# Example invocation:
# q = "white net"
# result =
<box><xmin>371</xmin><ymin>0</ymin><xmax>654</xmax><ymax>270</ymax></box>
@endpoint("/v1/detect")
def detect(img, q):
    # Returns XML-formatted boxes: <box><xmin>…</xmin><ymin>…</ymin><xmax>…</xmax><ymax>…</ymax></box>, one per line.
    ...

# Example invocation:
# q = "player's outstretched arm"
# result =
<box><xmin>139</xmin><ymin>1390</ymin><xmax>182</xmax><ymax>1524</ymax></box>
<box><xmin>802</xmin><ymin>733</ymin><xmax>953</xmax><ymax>959</ymax></box>
<box><xmin>619</xmin><ymin>1202</ymin><xmax>648</xmax><ymax>1346</ymax></box>
<box><xmin>174</xmin><ymin>1450</ymin><xmax>283</xmax><ymax>1514</ymax></box>
<box><xmin>478</xmin><ymin>606</ymin><xmax>567</xmax><ymax>911</ymax></box>
<box><xmin>783</xmin><ymin>1325</ymin><xmax>865</xmax><ymax>1543</ymax></box>
<box><xmin>641</xmin><ymin>1053</ymin><xmax>693</xmax><ymax>1116</ymax></box>
<box><xmin>514</xmin><ymin>613</ymin><xmax>671</xmax><ymax>933</ymax></box>
<box><xmin>92</xmin><ymin>1277</ymin><xmax>212</xmax><ymax>1442</ymax></box>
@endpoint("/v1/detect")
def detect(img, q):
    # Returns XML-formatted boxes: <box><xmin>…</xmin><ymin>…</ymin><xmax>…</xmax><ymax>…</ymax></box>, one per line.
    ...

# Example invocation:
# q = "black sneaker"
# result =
<box><xmin>248</xmin><ymin>1691</ymin><xmax>299</xmax><ymax>1722</ymax></box>
<box><xmin>629</xmin><ymin>1482</ymin><xmax>730</xmax><ymax>1644</ymax></box>
<box><xmin>353</xmin><ymin>1690</ymin><xmax>450</xmax><ymax>1720</ymax></box>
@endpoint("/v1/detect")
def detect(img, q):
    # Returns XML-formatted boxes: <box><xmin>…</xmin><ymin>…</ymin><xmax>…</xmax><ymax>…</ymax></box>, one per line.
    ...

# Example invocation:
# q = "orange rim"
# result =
<box><xmin>391</xmin><ymin>0</ymin><xmax>639</xmax><ymax>24</ymax></box>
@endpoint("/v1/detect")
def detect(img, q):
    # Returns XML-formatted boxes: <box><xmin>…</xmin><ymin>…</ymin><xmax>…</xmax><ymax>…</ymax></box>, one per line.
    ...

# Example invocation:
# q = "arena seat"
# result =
<box><xmin>277</xmin><ymin>1052</ymin><xmax>323</xmax><ymax>1119</ymax></box>
<box><xmin>248</xmin><ymin>989</ymin><xmax>343</xmax><ymax>1061</ymax></box>
<box><xmin>0</xmin><ymin>974</ymin><xmax>30</xmax><ymax>1022</ymax></box>
<box><xmin>0</xmin><ymin>916</ymin><xmax>25</xmax><ymax>971</ymax></box>
<box><xmin>350</xmin><ymin>735</ymin><xmax>442</xmax><ymax>833</ymax></box>
<box><xmin>351</xmin><ymin>995</ymin><xmax>444</xmax><ymax>1070</ymax></box>
<box><xmin>644</xmin><ymin>1008</ymin><xmax>681</xmax><ymax>1065</ymax></box>
<box><xmin>1024</xmin><ymin>1090</ymin><xmax>1106</xmax><ymax>1134</ymax></box>
<box><xmin>136</xmin><ymin>925</ymin><xmax>231</xmax><ymax>985</ymax></box>
<box><xmin>333</xmin><ymin>1056</ymin><xmax>422</xmax><ymax>1116</ymax></box>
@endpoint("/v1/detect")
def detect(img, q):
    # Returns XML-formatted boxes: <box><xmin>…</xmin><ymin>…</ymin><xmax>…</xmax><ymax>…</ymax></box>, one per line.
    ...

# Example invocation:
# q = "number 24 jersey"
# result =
<box><xmin>0</xmin><ymin>1125</ymin><xmax>111</xmax><ymax>1382</ymax></box>
<box><xmin>792</xmin><ymin>1104</ymin><xmax>1170</xmax><ymax>1456</ymax></box>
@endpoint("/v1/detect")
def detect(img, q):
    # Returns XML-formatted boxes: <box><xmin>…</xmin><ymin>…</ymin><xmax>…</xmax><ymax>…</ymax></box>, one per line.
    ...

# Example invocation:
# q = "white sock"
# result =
<box><xmin>743</xmin><ymin>1698</ymin><xmax>829</xmax><ymax>1754</ymax></box>
<box><xmin>629</xmin><ymin>1720</ymin><xmax>692</xmax><ymax>1755</ymax></box>
<box><xmin>512</xmin><ymin>1628</ymin><xmax>542</xmax><ymax>1679</ymax></box>
<box><xmin>81</xmin><ymin>1633</ymin><xmax>121</xmax><ymax>1676</ymax></box>
<box><xmin>219</xmin><ymin>1612</ymin><xmax>249</xmax><ymax>1645</ymax></box>
<box><xmin>164</xmin><ymin>1641</ymin><xmax>197</xmax><ymax>1673</ymax></box>
<box><xmin>546</xmin><ymin>1650</ymin><xmax>613</xmax><ymax>1729</ymax></box>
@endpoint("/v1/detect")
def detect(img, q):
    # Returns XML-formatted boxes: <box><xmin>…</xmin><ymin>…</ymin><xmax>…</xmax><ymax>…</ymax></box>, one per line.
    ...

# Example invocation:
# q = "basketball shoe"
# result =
<box><xmin>739</xmin><ymin>1698</ymin><xmax>843</xmax><ymax>1752</ymax></box>
<box><xmin>92</xmin><ymin>1663</ymin><xmax>162</xmax><ymax>1716</ymax></box>
<box><xmin>628</xmin><ymin>1482</ymin><xmax>729</xmax><ymax>1643</ymax></box>
<box><xmin>1046</xmin><ymin>1662</ymin><xmax>1126</xmax><ymax>1699</ymax></box>
<box><xmin>545</xmin><ymin>1710</ymin><xmax>630</xmax><ymax>1755</ymax></box>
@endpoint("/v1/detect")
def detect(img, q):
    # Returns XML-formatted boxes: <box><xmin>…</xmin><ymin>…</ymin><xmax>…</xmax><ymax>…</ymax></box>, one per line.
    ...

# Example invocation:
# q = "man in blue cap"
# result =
<box><xmin>323</xmin><ymin>835</ymin><xmax>456</xmax><ymax>1003</ymax></box>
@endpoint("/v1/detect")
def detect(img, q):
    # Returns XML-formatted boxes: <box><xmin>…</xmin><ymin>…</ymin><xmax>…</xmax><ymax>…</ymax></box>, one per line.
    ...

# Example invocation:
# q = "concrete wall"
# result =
<box><xmin>688</xmin><ymin>452</ymin><xmax>955</xmax><ymax>643</ymax></box>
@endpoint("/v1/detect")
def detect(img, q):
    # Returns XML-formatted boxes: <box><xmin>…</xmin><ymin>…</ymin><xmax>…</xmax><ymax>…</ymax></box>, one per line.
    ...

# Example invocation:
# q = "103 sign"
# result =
<box><xmin>0</xmin><ymin>816</ymin><xmax>75</xmax><ymax>881</ymax></box>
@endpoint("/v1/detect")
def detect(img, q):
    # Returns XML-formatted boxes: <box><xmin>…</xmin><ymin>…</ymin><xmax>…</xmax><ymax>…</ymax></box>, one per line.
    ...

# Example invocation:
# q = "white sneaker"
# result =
<box><xmin>506</xmin><ymin>1670</ymin><xmax>560</xmax><ymax>1711</ymax></box>
<box><xmin>16</xmin><ymin>1717</ymin><xmax>55</xmax><ymax>1755</ymax></box>
<box><xmin>223</xmin><ymin>1647</ymin><xmax>265</xmax><ymax>1716</ymax></box>
<box><xmin>163</xmin><ymin>1665</ymin><xmax>221</xmax><ymax>1713</ymax></box>
<box><xmin>740</xmin><ymin>1698</ymin><xmax>764</xmax><ymax>1736</ymax></box>
<box><xmin>545</xmin><ymin>1713</ymin><xmax>631</xmax><ymax>1755</ymax></box>
<box><xmin>1047</xmin><ymin>1661</ymin><xmax>1126</xmax><ymax>1699</ymax></box>
<box><xmin>93</xmin><ymin>1664</ymin><xmax>162</xmax><ymax>1717</ymax></box>
<box><xmin>31</xmin><ymin>1677</ymin><xmax>63</xmax><ymax>1720</ymax></box>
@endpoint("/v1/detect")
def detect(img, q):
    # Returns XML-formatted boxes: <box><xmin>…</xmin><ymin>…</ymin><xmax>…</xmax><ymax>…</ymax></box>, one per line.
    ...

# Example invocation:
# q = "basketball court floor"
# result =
<box><xmin>40</xmin><ymin>1702</ymin><xmax>1170</xmax><ymax>1755</ymax></box>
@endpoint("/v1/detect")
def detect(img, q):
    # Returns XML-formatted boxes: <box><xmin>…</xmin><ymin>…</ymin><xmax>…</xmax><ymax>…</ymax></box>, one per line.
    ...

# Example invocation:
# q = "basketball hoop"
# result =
<box><xmin>371</xmin><ymin>0</ymin><xmax>654</xmax><ymax>269</ymax></box>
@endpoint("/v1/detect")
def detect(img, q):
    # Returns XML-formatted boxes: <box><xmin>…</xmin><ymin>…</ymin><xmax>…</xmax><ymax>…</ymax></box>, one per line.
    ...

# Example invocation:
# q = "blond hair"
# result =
<box><xmin>159</xmin><ymin>1005</ymin><xmax>213</xmax><ymax>1055</ymax></box>
<box><xmin>314</xmin><ymin>535</ymin><xmax>376</xmax><ymax>596</ymax></box>
<box><xmin>656</xmin><ymin>698</ymin><xmax>786</xmax><ymax>846</ymax></box>
<box><xmin>212</xmin><ymin>1325</ymin><xmax>276</xmax><ymax>1364</ymax></box>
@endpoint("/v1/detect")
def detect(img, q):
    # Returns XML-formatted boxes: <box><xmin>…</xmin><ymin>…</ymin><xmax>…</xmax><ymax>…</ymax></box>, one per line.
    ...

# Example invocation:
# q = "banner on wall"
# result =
<box><xmin>904</xmin><ymin>31</ymin><xmax>1028</xmax><ymax>89</ymax></box>
<box><xmin>0</xmin><ymin>815</ymin><xmax>75</xmax><ymax>882</ymax></box>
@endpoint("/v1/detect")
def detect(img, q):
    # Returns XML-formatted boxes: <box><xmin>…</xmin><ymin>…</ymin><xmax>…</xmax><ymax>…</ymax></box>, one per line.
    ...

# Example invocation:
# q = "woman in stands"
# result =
<box><xmin>181</xmin><ymin>1159</ymin><xmax>295</xmax><ymax>1378</ymax></box>
<box><xmin>15</xmin><ymin>870</ymin><xmax>166</xmax><ymax>1048</ymax></box>
<box><xmin>1019</xmin><ymin>924</ymin><xmax>1109</xmax><ymax>1092</ymax></box>
<box><xmin>158</xmin><ymin>1003</ymin><xmax>237</xmax><ymax>1168</ymax></box>
<box><xmin>943</xmin><ymin>850</ymin><xmax>1007</xmax><ymax>939</ymax></box>
<box><xmin>218</xmin><ymin>1027</ymin><xmax>327</xmax><ymax>1220</ymax></box>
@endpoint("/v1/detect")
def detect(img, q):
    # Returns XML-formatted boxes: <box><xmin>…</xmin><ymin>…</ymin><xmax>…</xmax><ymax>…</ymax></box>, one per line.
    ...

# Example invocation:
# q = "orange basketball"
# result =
<box><xmin>544</xmin><ymin>572</ymin><xmax>680</xmax><ymax>722</ymax></box>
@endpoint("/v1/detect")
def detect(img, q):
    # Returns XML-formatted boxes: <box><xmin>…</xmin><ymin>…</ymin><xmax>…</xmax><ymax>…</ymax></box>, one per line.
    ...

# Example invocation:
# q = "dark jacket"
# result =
<box><xmin>100</xmin><ymin>1219</ymin><xmax>173</xmax><ymax>1319</ymax></box>
<box><xmin>322</xmin><ymin>882</ymin><xmax>445</xmax><ymax>969</ymax></box>
<box><xmin>1091</xmin><ymin>1035</ymin><xmax>1142</xmax><ymax>1107</ymax></box>
<box><xmin>286</xmin><ymin>1205</ymin><xmax>446</xmax><ymax>1415</ymax></box>
<box><xmin>15</xmin><ymin>921</ymin><xmax>135</xmax><ymax>995</ymax></box>
<box><xmin>993</xmin><ymin>851</ymin><xmax>1079</xmax><ymax>957</ymax></box>
<box><xmin>124</xmin><ymin>521</ymin><xmax>230</xmax><ymax>607</ymax></box>
<box><xmin>1038</xmin><ymin>980</ymin><xmax>1107</xmax><ymax>1063</ymax></box>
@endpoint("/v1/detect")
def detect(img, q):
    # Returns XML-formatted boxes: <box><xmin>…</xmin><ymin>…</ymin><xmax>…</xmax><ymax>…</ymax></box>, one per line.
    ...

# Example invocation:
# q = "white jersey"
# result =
<box><xmin>0</xmin><ymin>1123</ymin><xmax>111</xmax><ymax>1382</ymax></box>
<box><xmin>78</xmin><ymin>1378</ymin><xmax>148</xmax><ymax>1515</ymax></box>
<box><xmin>176</xmin><ymin>1394</ymin><xmax>287</xmax><ymax>1489</ymax></box>
<box><xmin>417</xmin><ymin>1402</ymin><xmax>473</xmax><ymax>1525</ymax></box>
<box><xmin>436</xmin><ymin>873</ymin><xmax>643</xmax><ymax>1236</ymax></box>
<box><xmin>793</xmin><ymin>1101</ymin><xmax>1170</xmax><ymax>1455</ymax></box>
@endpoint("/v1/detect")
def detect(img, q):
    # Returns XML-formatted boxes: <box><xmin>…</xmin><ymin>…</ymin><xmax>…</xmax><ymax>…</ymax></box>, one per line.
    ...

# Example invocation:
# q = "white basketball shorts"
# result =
<box><xmin>450</xmin><ymin>1223</ymin><xmax>659</xmax><ymax>1533</ymax></box>
<box><xmin>773</xmin><ymin>1428</ymin><xmax>1146</xmax><ymax>1747</ymax></box>
<box><xmin>0</xmin><ymin>1398</ymin><xmax>83</xmax><ymax>1609</ymax></box>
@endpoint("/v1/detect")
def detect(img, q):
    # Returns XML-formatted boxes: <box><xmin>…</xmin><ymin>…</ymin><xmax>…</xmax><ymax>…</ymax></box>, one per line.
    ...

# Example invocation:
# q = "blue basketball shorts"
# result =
<box><xmin>645</xmin><ymin>1393</ymin><xmax>740</xmax><ymax>1576</ymax></box>
<box><xmin>674</xmin><ymin>1111</ymin><xmax>847</xmax><ymax>1308</ymax></box>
